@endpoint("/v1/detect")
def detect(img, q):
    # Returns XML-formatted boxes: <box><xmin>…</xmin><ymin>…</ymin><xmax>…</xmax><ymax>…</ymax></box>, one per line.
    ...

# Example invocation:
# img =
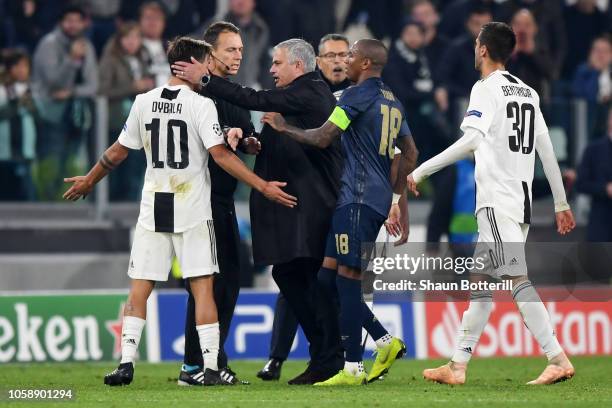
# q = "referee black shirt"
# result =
<box><xmin>200</xmin><ymin>88</ymin><xmax>255</xmax><ymax>202</ymax></box>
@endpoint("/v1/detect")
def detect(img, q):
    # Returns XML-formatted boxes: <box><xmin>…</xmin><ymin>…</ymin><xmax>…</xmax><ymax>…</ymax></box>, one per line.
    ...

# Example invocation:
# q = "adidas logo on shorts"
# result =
<box><xmin>509</xmin><ymin>257</ymin><xmax>519</xmax><ymax>266</ymax></box>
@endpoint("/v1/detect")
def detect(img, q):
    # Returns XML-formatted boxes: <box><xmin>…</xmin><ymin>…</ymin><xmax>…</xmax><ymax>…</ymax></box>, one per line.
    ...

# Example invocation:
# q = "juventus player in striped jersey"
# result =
<box><xmin>407</xmin><ymin>22</ymin><xmax>576</xmax><ymax>385</ymax></box>
<box><xmin>63</xmin><ymin>37</ymin><xmax>296</xmax><ymax>386</ymax></box>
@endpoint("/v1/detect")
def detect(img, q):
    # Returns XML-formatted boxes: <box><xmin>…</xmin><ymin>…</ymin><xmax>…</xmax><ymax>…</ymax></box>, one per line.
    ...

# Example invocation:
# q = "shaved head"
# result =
<box><xmin>354</xmin><ymin>39</ymin><xmax>388</xmax><ymax>71</ymax></box>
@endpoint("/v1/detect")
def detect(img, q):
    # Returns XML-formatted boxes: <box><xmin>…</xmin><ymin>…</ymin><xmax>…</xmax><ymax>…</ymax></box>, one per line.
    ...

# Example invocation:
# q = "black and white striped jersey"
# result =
<box><xmin>118</xmin><ymin>84</ymin><xmax>225</xmax><ymax>233</ymax></box>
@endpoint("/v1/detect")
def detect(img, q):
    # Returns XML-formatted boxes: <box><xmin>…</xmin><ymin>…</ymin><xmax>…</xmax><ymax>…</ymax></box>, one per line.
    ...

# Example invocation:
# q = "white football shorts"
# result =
<box><xmin>472</xmin><ymin>207</ymin><xmax>529</xmax><ymax>278</ymax></box>
<box><xmin>127</xmin><ymin>220</ymin><xmax>219</xmax><ymax>281</ymax></box>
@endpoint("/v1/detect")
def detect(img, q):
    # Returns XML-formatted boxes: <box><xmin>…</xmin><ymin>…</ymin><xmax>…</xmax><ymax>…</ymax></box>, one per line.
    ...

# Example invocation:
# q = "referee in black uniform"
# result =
<box><xmin>173</xmin><ymin>37</ymin><xmax>345</xmax><ymax>385</ymax></box>
<box><xmin>178</xmin><ymin>22</ymin><xmax>260</xmax><ymax>386</ymax></box>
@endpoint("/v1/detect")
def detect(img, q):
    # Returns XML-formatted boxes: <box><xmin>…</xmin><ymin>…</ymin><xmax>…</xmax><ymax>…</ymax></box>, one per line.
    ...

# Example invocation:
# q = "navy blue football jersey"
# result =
<box><xmin>328</xmin><ymin>77</ymin><xmax>411</xmax><ymax>217</ymax></box>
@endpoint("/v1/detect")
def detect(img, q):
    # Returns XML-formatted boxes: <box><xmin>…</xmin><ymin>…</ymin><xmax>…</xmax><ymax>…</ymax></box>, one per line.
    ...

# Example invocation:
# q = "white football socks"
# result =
<box><xmin>375</xmin><ymin>333</ymin><xmax>393</xmax><ymax>348</ymax></box>
<box><xmin>344</xmin><ymin>361</ymin><xmax>364</xmax><ymax>376</ymax></box>
<box><xmin>452</xmin><ymin>290</ymin><xmax>493</xmax><ymax>364</ymax></box>
<box><xmin>120</xmin><ymin>316</ymin><xmax>146</xmax><ymax>364</ymax></box>
<box><xmin>512</xmin><ymin>280</ymin><xmax>563</xmax><ymax>360</ymax></box>
<box><xmin>197</xmin><ymin>322</ymin><xmax>220</xmax><ymax>371</ymax></box>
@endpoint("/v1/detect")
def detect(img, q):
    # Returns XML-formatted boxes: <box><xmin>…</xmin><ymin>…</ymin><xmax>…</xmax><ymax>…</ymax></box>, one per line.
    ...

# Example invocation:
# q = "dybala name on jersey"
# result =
<box><xmin>152</xmin><ymin>101</ymin><xmax>183</xmax><ymax>114</ymax></box>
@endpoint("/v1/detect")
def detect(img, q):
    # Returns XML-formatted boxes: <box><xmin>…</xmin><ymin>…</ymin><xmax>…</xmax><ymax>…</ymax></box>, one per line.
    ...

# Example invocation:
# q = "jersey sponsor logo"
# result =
<box><xmin>465</xmin><ymin>110</ymin><xmax>482</xmax><ymax>118</ymax></box>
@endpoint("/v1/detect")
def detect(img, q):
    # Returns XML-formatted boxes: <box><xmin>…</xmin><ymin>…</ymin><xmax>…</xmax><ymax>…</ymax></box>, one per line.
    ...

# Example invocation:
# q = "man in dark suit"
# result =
<box><xmin>172</xmin><ymin>38</ymin><xmax>344</xmax><ymax>384</ymax></box>
<box><xmin>576</xmin><ymin>107</ymin><xmax>612</xmax><ymax>244</ymax></box>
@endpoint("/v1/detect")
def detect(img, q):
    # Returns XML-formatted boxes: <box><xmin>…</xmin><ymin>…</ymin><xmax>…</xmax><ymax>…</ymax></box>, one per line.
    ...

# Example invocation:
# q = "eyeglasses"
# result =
<box><xmin>320</xmin><ymin>52</ymin><xmax>349</xmax><ymax>60</ymax></box>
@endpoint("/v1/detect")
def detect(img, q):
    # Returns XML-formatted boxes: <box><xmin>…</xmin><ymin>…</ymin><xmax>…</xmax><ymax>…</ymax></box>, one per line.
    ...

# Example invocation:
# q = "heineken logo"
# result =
<box><xmin>0</xmin><ymin>294</ymin><xmax>143</xmax><ymax>363</ymax></box>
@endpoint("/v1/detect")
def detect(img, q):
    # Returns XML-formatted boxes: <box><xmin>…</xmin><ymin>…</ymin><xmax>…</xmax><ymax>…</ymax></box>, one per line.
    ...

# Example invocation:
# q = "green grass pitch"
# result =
<box><xmin>1</xmin><ymin>357</ymin><xmax>611</xmax><ymax>407</ymax></box>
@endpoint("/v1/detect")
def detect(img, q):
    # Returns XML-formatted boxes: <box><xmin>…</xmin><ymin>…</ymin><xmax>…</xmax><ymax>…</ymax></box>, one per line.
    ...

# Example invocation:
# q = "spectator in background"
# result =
<box><xmin>572</xmin><ymin>36</ymin><xmax>612</xmax><ymax>104</ymax></box>
<box><xmin>0</xmin><ymin>48</ymin><xmax>37</xmax><ymax>200</ymax></box>
<box><xmin>506</xmin><ymin>9</ymin><xmax>554</xmax><ymax>101</ymax></box>
<box><xmin>575</xmin><ymin>107</ymin><xmax>612</xmax><ymax>244</ymax></box>
<box><xmin>343</xmin><ymin>0</ymin><xmax>404</xmax><ymax>42</ymax></box>
<box><xmin>119</xmin><ymin>0</ymin><xmax>210</xmax><ymax>39</ymax></box>
<box><xmin>436</xmin><ymin>5</ymin><xmax>491</xmax><ymax>115</ymax></box>
<box><xmin>316</xmin><ymin>33</ymin><xmax>351</xmax><ymax>98</ymax></box>
<box><xmin>563</xmin><ymin>0</ymin><xmax>608</xmax><ymax>79</ymax></box>
<box><xmin>212</xmin><ymin>0</ymin><xmax>270</xmax><ymax>88</ymax></box>
<box><xmin>99</xmin><ymin>22</ymin><xmax>153</xmax><ymax>201</ymax></box>
<box><xmin>138</xmin><ymin>1</ymin><xmax>170</xmax><ymax>86</ymax></box>
<box><xmin>410</xmin><ymin>0</ymin><xmax>449</xmax><ymax>86</ymax></box>
<box><xmin>438</xmin><ymin>0</ymin><xmax>502</xmax><ymax>40</ymax></box>
<box><xmin>496</xmin><ymin>0</ymin><xmax>566</xmax><ymax>80</ymax></box>
<box><xmin>31</xmin><ymin>5</ymin><xmax>97</xmax><ymax>200</ymax></box>
<box><xmin>75</xmin><ymin>0</ymin><xmax>122</xmax><ymax>54</ymax></box>
<box><xmin>384</xmin><ymin>19</ymin><xmax>445</xmax><ymax>161</ymax></box>
<box><xmin>572</xmin><ymin>35</ymin><xmax>612</xmax><ymax>140</ymax></box>
<box><xmin>5</xmin><ymin>0</ymin><xmax>49</xmax><ymax>52</ymax></box>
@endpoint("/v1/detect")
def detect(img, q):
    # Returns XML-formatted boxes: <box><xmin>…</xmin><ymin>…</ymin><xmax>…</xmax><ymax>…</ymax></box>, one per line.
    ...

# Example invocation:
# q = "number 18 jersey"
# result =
<box><xmin>460</xmin><ymin>70</ymin><xmax>549</xmax><ymax>224</ymax></box>
<box><xmin>118</xmin><ymin>84</ymin><xmax>225</xmax><ymax>233</ymax></box>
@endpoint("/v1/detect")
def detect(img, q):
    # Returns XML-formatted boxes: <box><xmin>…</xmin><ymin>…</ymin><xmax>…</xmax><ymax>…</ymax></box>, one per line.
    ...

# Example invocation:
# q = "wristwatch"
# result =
<box><xmin>200</xmin><ymin>74</ymin><xmax>211</xmax><ymax>87</ymax></box>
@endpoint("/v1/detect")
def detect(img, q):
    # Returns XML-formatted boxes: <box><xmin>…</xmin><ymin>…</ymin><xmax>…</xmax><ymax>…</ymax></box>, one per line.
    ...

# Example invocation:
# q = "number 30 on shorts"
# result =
<box><xmin>335</xmin><ymin>233</ymin><xmax>349</xmax><ymax>255</ymax></box>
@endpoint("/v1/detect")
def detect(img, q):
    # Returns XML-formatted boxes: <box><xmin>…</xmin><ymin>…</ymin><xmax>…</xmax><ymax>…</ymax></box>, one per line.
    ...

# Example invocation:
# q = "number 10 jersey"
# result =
<box><xmin>460</xmin><ymin>70</ymin><xmax>551</xmax><ymax>224</ymax></box>
<box><xmin>118</xmin><ymin>84</ymin><xmax>225</xmax><ymax>233</ymax></box>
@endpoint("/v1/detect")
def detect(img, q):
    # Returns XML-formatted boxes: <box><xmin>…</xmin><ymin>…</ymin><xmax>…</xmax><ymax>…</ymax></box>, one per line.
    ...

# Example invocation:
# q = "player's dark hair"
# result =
<box><xmin>166</xmin><ymin>37</ymin><xmax>211</xmax><ymax>68</ymax></box>
<box><xmin>203</xmin><ymin>21</ymin><xmax>240</xmax><ymax>49</ymax></box>
<box><xmin>60</xmin><ymin>5</ymin><xmax>86</xmax><ymax>20</ymax></box>
<box><xmin>479</xmin><ymin>22</ymin><xmax>516</xmax><ymax>64</ymax></box>
<box><xmin>318</xmin><ymin>33</ymin><xmax>349</xmax><ymax>54</ymax></box>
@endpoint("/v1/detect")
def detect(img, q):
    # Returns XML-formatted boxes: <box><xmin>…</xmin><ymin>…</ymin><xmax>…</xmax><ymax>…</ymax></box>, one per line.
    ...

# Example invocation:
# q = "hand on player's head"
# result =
<box><xmin>171</xmin><ymin>56</ymin><xmax>209</xmax><ymax>84</ymax></box>
<box><xmin>555</xmin><ymin>209</ymin><xmax>576</xmax><ymax>235</ymax></box>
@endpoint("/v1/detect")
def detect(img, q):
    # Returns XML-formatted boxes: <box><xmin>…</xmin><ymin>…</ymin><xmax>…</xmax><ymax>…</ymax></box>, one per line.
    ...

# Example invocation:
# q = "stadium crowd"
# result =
<box><xmin>0</xmin><ymin>0</ymin><xmax>611</xmax><ymax>238</ymax></box>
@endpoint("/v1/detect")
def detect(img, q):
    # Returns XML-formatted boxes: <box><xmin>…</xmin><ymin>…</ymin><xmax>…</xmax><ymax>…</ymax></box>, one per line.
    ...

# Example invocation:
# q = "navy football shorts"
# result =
<box><xmin>324</xmin><ymin>204</ymin><xmax>386</xmax><ymax>269</ymax></box>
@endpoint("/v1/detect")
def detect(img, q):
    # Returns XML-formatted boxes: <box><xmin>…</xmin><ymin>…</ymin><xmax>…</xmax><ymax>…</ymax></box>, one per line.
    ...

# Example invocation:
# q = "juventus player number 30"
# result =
<box><xmin>407</xmin><ymin>22</ymin><xmax>576</xmax><ymax>386</ymax></box>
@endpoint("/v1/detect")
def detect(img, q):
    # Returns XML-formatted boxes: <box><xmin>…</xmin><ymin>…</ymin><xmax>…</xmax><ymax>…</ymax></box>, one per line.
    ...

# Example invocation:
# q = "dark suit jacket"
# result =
<box><xmin>575</xmin><ymin>137</ymin><xmax>612</xmax><ymax>241</ymax></box>
<box><xmin>206</xmin><ymin>71</ymin><xmax>343</xmax><ymax>265</ymax></box>
<box><xmin>199</xmin><ymin>87</ymin><xmax>254</xmax><ymax>202</ymax></box>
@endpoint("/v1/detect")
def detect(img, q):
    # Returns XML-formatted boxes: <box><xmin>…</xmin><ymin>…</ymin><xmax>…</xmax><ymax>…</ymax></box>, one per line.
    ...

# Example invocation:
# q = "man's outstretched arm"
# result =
<box><xmin>407</xmin><ymin>127</ymin><xmax>483</xmax><ymax>196</ymax></box>
<box><xmin>208</xmin><ymin>144</ymin><xmax>297</xmax><ymax>208</ymax></box>
<box><xmin>63</xmin><ymin>142</ymin><xmax>130</xmax><ymax>201</ymax></box>
<box><xmin>262</xmin><ymin>112</ymin><xmax>341</xmax><ymax>148</ymax></box>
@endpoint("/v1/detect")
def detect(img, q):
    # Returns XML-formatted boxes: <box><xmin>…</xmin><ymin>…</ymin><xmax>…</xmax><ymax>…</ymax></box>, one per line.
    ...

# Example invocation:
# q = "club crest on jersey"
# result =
<box><xmin>466</xmin><ymin>110</ymin><xmax>482</xmax><ymax>118</ymax></box>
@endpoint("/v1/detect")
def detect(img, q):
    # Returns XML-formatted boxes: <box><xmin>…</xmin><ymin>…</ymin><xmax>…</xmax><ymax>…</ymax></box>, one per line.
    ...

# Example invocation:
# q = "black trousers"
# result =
<box><xmin>269</xmin><ymin>292</ymin><xmax>299</xmax><ymax>360</ymax></box>
<box><xmin>271</xmin><ymin>258</ymin><xmax>343</xmax><ymax>373</ymax></box>
<box><xmin>183</xmin><ymin>199</ymin><xmax>241</xmax><ymax>369</ymax></box>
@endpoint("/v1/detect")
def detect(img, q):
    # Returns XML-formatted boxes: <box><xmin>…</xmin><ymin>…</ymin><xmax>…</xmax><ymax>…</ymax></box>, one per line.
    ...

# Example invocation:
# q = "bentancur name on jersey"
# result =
<box><xmin>501</xmin><ymin>84</ymin><xmax>533</xmax><ymax>98</ymax></box>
